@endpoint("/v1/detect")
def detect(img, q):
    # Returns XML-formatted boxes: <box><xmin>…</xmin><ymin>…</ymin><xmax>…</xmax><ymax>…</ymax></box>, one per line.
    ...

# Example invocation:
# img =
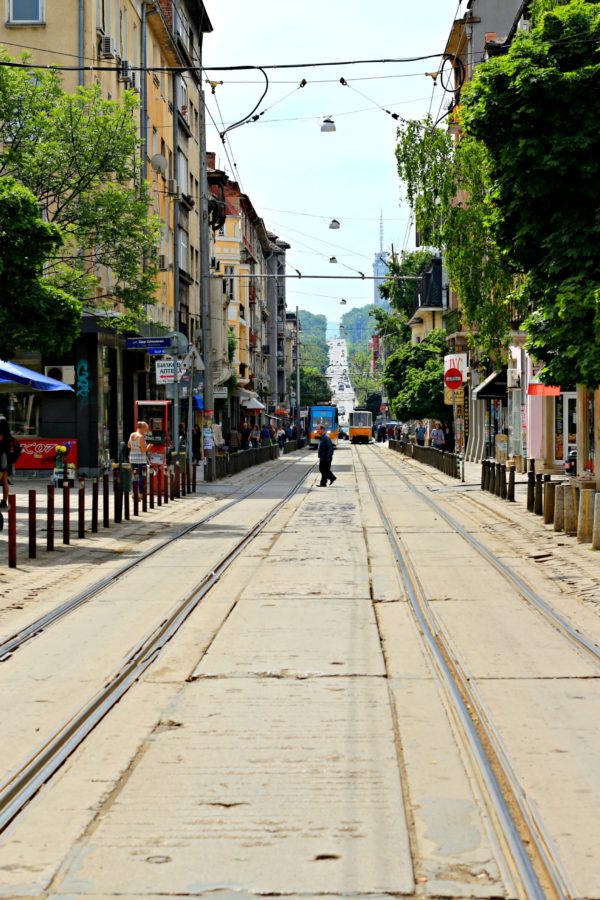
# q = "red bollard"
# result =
<box><xmin>170</xmin><ymin>469</ymin><xmax>175</xmax><ymax>501</ymax></box>
<box><xmin>149</xmin><ymin>469</ymin><xmax>154</xmax><ymax>509</ymax></box>
<box><xmin>8</xmin><ymin>494</ymin><xmax>17</xmax><ymax>568</ymax></box>
<box><xmin>28</xmin><ymin>490</ymin><xmax>36</xmax><ymax>559</ymax></box>
<box><xmin>113</xmin><ymin>467</ymin><xmax>122</xmax><ymax>524</ymax></box>
<box><xmin>91</xmin><ymin>478</ymin><xmax>98</xmax><ymax>533</ymax></box>
<box><xmin>186</xmin><ymin>458</ymin><xmax>191</xmax><ymax>493</ymax></box>
<box><xmin>133</xmin><ymin>479</ymin><xmax>139</xmax><ymax>516</ymax></box>
<box><xmin>63</xmin><ymin>482</ymin><xmax>70</xmax><ymax>545</ymax></box>
<box><xmin>142</xmin><ymin>471</ymin><xmax>147</xmax><ymax>512</ymax></box>
<box><xmin>192</xmin><ymin>462</ymin><xmax>197</xmax><ymax>492</ymax></box>
<box><xmin>175</xmin><ymin>462</ymin><xmax>181</xmax><ymax>499</ymax></box>
<box><xmin>78</xmin><ymin>480</ymin><xmax>85</xmax><ymax>539</ymax></box>
<box><xmin>163</xmin><ymin>465</ymin><xmax>169</xmax><ymax>504</ymax></box>
<box><xmin>47</xmin><ymin>484</ymin><xmax>55</xmax><ymax>550</ymax></box>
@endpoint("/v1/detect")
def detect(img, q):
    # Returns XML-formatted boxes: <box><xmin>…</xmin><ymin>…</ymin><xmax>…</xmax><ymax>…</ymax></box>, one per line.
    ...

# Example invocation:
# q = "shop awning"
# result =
<box><xmin>192</xmin><ymin>394</ymin><xmax>204</xmax><ymax>410</ymax></box>
<box><xmin>527</xmin><ymin>383</ymin><xmax>561</xmax><ymax>396</ymax></box>
<box><xmin>242</xmin><ymin>397</ymin><xmax>266</xmax><ymax>410</ymax></box>
<box><xmin>0</xmin><ymin>359</ymin><xmax>74</xmax><ymax>392</ymax></box>
<box><xmin>472</xmin><ymin>369</ymin><xmax>507</xmax><ymax>400</ymax></box>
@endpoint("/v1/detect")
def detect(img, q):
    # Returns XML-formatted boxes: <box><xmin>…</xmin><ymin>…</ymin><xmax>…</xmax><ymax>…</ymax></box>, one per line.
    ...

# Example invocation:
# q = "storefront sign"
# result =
<box><xmin>15</xmin><ymin>438</ymin><xmax>78</xmax><ymax>471</ymax></box>
<box><xmin>444</xmin><ymin>353</ymin><xmax>468</xmax><ymax>378</ymax></box>
<box><xmin>495</xmin><ymin>434</ymin><xmax>508</xmax><ymax>463</ymax></box>
<box><xmin>213</xmin><ymin>386</ymin><xmax>228</xmax><ymax>399</ymax></box>
<box><xmin>155</xmin><ymin>357</ymin><xmax>184</xmax><ymax>383</ymax></box>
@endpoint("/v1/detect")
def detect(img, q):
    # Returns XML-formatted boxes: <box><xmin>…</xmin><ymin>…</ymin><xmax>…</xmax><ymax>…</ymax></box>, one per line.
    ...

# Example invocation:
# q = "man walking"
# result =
<box><xmin>317</xmin><ymin>424</ymin><xmax>336</xmax><ymax>487</ymax></box>
<box><xmin>415</xmin><ymin>420</ymin><xmax>426</xmax><ymax>446</ymax></box>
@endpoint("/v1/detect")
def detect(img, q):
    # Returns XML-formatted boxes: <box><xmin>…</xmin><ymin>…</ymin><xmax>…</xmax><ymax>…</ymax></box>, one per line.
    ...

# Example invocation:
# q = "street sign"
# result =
<box><xmin>182</xmin><ymin>346</ymin><xmax>205</xmax><ymax>371</ymax></box>
<box><xmin>147</xmin><ymin>347</ymin><xmax>167</xmax><ymax>356</ymax></box>
<box><xmin>126</xmin><ymin>337</ymin><xmax>171</xmax><ymax>350</ymax></box>
<box><xmin>213</xmin><ymin>386</ymin><xmax>228</xmax><ymax>399</ymax></box>
<box><xmin>444</xmin><ymin>367</ymin><xmax>463</xmax><ymax>390</ymax></box>
<box><xmin>155</xmin><ymin>357</ymin><xmax>184</xmax><ymax>383</ymax></box>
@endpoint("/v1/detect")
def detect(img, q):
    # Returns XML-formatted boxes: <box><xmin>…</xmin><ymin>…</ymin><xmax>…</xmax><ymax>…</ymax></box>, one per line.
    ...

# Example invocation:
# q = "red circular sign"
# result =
<box><xmin>444</xmin><ymin>367</ymin><xmax>463</xmax><ymax>390</ymax></box>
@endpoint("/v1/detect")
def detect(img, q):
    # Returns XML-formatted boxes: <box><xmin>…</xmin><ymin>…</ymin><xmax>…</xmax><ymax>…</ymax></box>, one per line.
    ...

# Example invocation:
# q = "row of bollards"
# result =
<box><xmin>3</xmin><ymin>461</ymin><xmax>196</xmax><ymax>569</ymax></box>
<box><xmin>482</xmin><ymin>458</ymin><xmax>600</xmax><ymax>548</ymax></box>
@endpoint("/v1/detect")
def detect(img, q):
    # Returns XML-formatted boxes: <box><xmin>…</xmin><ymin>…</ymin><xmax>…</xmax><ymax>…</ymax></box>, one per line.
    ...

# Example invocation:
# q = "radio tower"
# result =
<box><xmin>373</xmin><ymin>210</ymin><xmax>389</xmax><ymax>306</ymax></box>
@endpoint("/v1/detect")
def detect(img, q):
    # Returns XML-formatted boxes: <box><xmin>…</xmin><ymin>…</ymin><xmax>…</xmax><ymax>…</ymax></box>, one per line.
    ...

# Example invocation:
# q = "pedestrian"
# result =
<box><xmin>402</xmin><ymin>422</ymin><xmax>410</xmax><ymax>438</ymax></box>
<box><xmin>317</xmin><ymin>424</ymin><xmax>336</xmax><ymax>487</ymax></box>
<box><xmin>260</xmin><ymin>423</ymin><xmax>271</xmax><ymax>446</ymax></box>
<box><xmin>128</xmin><ymin>420</ymin><xmax>149</xmax><ymax>486</ymax></box>
<box><xmin>240</xmin><ymin>420</ymin><xmax>251</xmax><ymax>451</ymax></box>
<box><xmin>443</xmin><ymin>420</ymin><xmax>455</xmax><ymax>453</ymax></box>
<box><xmin>228</xmin><ymin>425</ymin><xmax>240</xmax><ymax>454</ymax></box>
<box><xmin>191</xmin><ymin>424</ymin><xmax>201</xmax><ymax>463</ymax></box>
<box><xmin>430</xmin><ymin>421</ymin><xmax>445</xmax><ymax>450</ymax></box>
<box><xmin>285</xmin><ymin>423</ymin><xmax>293</xmax><ymax>441</ymax></box>
<box><xmin>0</xmin><ymin>416</ymin><xmax>13</xmax><ymax>509</ymax></box>
<box><xmin>178</xmin><ymin>422</ymin><xmax>186</xmax><ymax>450</ymax></box>
<box><xmin>415</xmin><ymin>420</ymin><xmax>426</xmax><ymax>447</ymax></box>
<box><xmin>377</xmin><ymin>422</ymin><xmax>387</xmax><ymax>443</ymax></box>
<box><xmin>277</xmin><ymin>426</ymin><xmax>286</xmax><ymax>449</ymax></box>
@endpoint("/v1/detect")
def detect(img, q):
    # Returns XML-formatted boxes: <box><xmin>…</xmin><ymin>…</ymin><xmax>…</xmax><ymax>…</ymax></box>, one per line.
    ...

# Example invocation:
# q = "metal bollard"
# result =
<box><xmin>28</xmin><ymin>490</ymin><xmax>36</xmax><ymax>559</ymax></box>
<box><xmin>114</xmin><ymin>467</ymin><xmax>122</xmax><ymax>524</ymax></box>
<box><xmin>591</xmin><ymin>494</ymin><xmax>600</xmax><ymax>550</ymax></box>
<box><xmin>78</xmin><ymin>480</ymin><xmax>85</xmax><ymax>538</ymax></box>
<box><xmin>8</xmin><ymin>494</ymin><xmax>17</xmax><ymax>569</ymax></box>
<box><xmin>186</xmin><ymin>459</ymin><xmax>191</xmax><ymax>493</ymax></box>
<box><xmin>163</xmin><ymin>465</ymin><xmax>169</xmax><ymax>504</ymax></box>
<box><xmin>553</xmin><ymin>484</ymin><xmax>565</xmax><ymax>532</ymax></box>
<box><xmin>149</xmin><ymin>470</ymin><xmax>154</xmax><ymax>509</ymax></box>
<box><xmin>142</xmin><ymin>471</ymin><xmax>147</xmax><ymax>513</ymax></box>
<box><xmin>527</xmin><ymin>462</ymin><xmax>535</xmax><ymax>512</ymax></box>
<box><xmin>47</xmin><ymin>484</ymin><xmax>55</xmax><ymax>550</ymax></box>
<box><xmin>103</xmin><ymin>473</ymin><xmax>109</xmax><ymax>528</ymax></box>
<box><xmin>124</xmin><ymin>486</ymin><xmax>130</xmax><ymax>520</ymax></box>
<box><xmin>534</xmin><ymin>473</ymin><xmax>543</xmax><ymax>515</ymax></box>
<box><xmin>481</xmin><ymin>460</ymin><xmax>486</xmax><ymax>491</ymax></box>
<box><xmin>175</xmin><ymin>462</ymin><xmax>181</xmax><ymax>499</ymax></box>
<box><xmin>564</xmin><ymin>484</ymin><xmax>578</xmax><ymax>536</ymax></box>
<box><xmin>500</xmin><ymin>464</ymin><xmax>507</xmax><ymax>500</ymax></box>
<box><xmin>495</xmin><ymin>464</ymin><xmax>502</xmax><ymax>497</ymax></box>
<box><xmin>170</xmin><ymin>469</ymin><xmax>175</xmax><ymax>501</ymax></box>
<box><xmin>577</xmin><ymin>485</ymin><xmax>595</xmax><ymax>543</ymax></box>
<box><xmin>133</xmin><ymin>480</ymin><xmax>139</xmax><ymax>517</ymax></box>
<box><xmin>91</xmin><ymin>479</ymin><xmax>98</xmax><ymax>533</ymax></box>
<box><xmin>63</xmin><ymin>482</ymin><xmax>70</xmax><ymax>545</ymax></box>
<box><xmin>507</xmin><ymin>465</ymin><xmax>515</xmax><ymax>502</ymax></box>
<box><xmin>192</xmin><ymin>462</ymin><xmax>197</xmax><ymax>492</ymax></box>
<box><xmin>543</xmin><ymin>481</ymin><xmax>556</xmax><ymax>525</ymax></box>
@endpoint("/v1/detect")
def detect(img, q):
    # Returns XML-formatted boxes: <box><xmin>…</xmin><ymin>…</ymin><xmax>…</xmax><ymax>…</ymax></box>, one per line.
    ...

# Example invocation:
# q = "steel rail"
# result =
<box><xmin>0</xmin><ymin>458</ymin><xmax>314</xmax><ymax>833</ymax></box>
<box><xmin>0</xmin><ymin>452</ymin><xmax>309</xmax><ymax>663</ymax></box>
<box><xmin>372</xmin><ymin>446</ymin><xmax>600</xmax><ymax>666</ymax></box>
<box><xmin>355</xmin><ymin>447</ymin><xmax>548</xmax><ymax>900</ymax></box>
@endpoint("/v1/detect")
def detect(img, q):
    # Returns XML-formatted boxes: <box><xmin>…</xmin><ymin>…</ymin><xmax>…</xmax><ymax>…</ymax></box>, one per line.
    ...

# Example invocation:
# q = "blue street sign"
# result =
<box><xmin>147</xmin><ymin>347</ymin><xmax>167</xmax><ymax>355</ymax></box>
<box><xmin>125</xmin><ymin>337</ymin><xmax>171</xmax><ymax>350</ymax></box>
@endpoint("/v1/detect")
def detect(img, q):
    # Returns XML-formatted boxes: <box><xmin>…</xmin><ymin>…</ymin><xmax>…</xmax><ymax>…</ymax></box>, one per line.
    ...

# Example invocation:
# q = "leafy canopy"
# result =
<box><xmin>460</xmin><ymin>0</ymin><xmax>600</xmax><ymax>386</ymax></box>
<box><xmin>0</xmin><ymin>177</ymin><xmax>81</xmax><ymax>358</ymax></box>
<box><xmin>383</xmin><ymin>329</ymin><xmax>447</xmax><ymax>422</ymax></box>
<box><xmin>299</xmin><ymin>367</ymin><xmax>331</xmax><ymax>406</ymax></box>
<box><xmin>0</xmin><ymin>51</ymin><xmax>160</xmax><ymax>350</ymax></box>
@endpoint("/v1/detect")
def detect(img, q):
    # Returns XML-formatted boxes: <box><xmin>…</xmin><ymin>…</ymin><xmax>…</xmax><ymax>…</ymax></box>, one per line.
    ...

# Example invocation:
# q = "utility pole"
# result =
<box><xmin>295</xmin><ymin>306</ymin><xmax>301</xmax><ymax>436</ymax></box>
<box><xmin>199</xmin><ymin>88</ymin><xmax>215</xmax><ymax>480</ymax></box>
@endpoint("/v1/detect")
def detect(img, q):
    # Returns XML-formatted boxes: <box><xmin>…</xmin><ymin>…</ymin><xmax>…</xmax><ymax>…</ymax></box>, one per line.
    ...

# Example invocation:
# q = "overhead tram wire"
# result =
<box><xmin>264</xmin><ymin>218</ymin><xmax>373</xmax><ymax>261</ymax></box>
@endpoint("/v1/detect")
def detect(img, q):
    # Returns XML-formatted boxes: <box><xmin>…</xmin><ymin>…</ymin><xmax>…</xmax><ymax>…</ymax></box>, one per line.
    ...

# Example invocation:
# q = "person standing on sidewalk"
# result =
<box><xmin>317</xmin><ymin>424</ymin><xmax>336</xmax><ymax>487</ymax></box>
<box><xmin>128</xmin><ymin>420</ymin><xmax>149</xmax><ymax>486</ymax></box>
<box><xmin>415</xmin><ymin>421</ymin><xmax>426</xmax><ymax>446</ymax></box>
<box><xmin>430</xmin><ymin>422</ymin><xmax>445</xmax><ymax>450</ymax></box>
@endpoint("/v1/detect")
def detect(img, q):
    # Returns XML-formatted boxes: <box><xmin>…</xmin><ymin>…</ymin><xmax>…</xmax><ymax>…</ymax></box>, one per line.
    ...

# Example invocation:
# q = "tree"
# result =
<box><xmin>348</xmin><ymin>348</ymin><xmax>381</xmax><ymax>406</ymax></box>
<box><xmin>378</xmin><ymin>249</ymin><xmax>433</xmax><ymax>319</ymax></box>
<box><xmin>300</xmin><ymin>367</ymin><xmax>331</xmax><ymax>406</ymax></box>
<box><xmin>395</xmin><ymin>120</ymin><xmax>518</xmax><ymax>362</ymax></box>
<box><xmin>370</xmin><ymin>306</ymin><xmax>410</xmax><ymax>352</ymax></box>
<box><xmin>0</xmin><ymin>52</ymin><xmax>160</xmax><ymax>350</ymax></box>
<box><xmin>460</xmin><ymin>0</ymin><xmax>600</xmax><ymax>385</ymax></box>
<box><xmin>383</xmin><ymin>329</ymin><xmax>447</xmax><ymax>422</ymax></box>
<box><xmin>0</xmin><ymin>177</ymin><xmax>80</xmax><ymax>358</ymax></box>
<box><xmin>299</xmin><ymin>310</ymin><xmax>329</xmax><ymax>371</ymax></box>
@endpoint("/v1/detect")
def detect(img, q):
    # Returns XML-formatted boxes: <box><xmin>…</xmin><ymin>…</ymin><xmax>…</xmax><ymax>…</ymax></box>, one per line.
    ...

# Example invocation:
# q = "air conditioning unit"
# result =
<box><xmin>45</xmin><ymin>365</ymin><xmax>76</xmax><ymax>385</ymax></box>
<box><xmin>100</xmin><ymin>35</ymin><xmax>117</xmax><ymax>59</ymax></box>
<box><xmin>118</xmin><ymin>60</ymin><xmax>131</xmax><ymax>83</ymax></box>
<box><xmin>507</xmin><ymin>369</ymin><xmax>520</xmax><ymax>389</ymax></box>
<box><xmin>129</xmin><ymin>71</ymin><xmax>139</xmax><ymax>93</ymax></box>
<box><xmin>158</xmin><ymin>254</ymin><xmax>168</xmax><ymax>271</ymax></box>
<box><xmin>168</xmin><ymin>179</ymin><xmax>181</xmax><ymax>199</ymax></box>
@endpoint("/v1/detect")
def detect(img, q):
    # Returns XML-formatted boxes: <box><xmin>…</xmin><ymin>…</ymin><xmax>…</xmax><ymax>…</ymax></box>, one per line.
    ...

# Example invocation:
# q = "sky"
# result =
<box><xmin>203</xmin><ymin>1</ymin><xmax>465</xmax><ymax>326</ymax></box>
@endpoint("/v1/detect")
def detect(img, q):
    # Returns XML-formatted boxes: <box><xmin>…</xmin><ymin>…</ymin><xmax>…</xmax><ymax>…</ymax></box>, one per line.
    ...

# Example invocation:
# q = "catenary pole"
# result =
<box><xmin>199</xmin><ymin>87</ymin><xmax>215</xmax><ymax>480</ymax></box>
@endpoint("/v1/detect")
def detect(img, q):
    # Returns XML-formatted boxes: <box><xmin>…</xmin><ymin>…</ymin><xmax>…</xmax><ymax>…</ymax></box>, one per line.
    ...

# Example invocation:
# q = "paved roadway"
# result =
<box><xmin>326</xmin><ymin>338</ymin><xmax>356</xmax><ymax>421</ymax></box>
<box><xmin>0</xmin><ymin>444</ymin><xmax>599</xmax><ymax>898</ymax></box>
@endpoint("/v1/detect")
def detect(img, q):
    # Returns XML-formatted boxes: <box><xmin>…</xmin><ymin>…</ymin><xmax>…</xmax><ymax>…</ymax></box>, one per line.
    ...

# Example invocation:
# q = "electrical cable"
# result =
<box><xmin>217</xmin><ymin>66</ymin><xmax>269</xmax><ymax>137</ymax></box>
<box><xmin>265</xmin><ymin>218</ymin><xmax>374</xmax><ymax>261</ymax></box>
<box><xmin>261</xmin><ymin>207</ymin><xmax>409</xmax><ymax>222</ymax></box>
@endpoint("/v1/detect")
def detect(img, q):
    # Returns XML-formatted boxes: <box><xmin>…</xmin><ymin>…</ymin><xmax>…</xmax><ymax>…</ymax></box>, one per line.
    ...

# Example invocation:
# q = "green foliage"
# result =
<box><xmin>0</xmin><ymin>177</ymin><xmax>81</xmax><ymax>357</ymax></box>
<box><xmin>299</xmin><ymin>366</ymin><xmax>332</xmax><ymax>406</ymax></box>
<box><xmin>227</xmin><ymin>327</ymin><xmax>237</xmax><ymax>363</ymax></box>
<box><xmin>348</xmin><ymin>347</ymin><xmax>381</xmax><ymax>407</ymax></box>
<box><xmin>299</xmin><ymin>309</ymin><xmax>329</xmax><ymax>371</ymax></box>
<box><xmin>379</xmin><ymin>249</ymin><xmax>433</xmax><ymax>318</ymax></box>
<box><xmin>395</xmin><ymin>119</ymin><xmax>517</xmax><ymax>360</ymax></box>
<box><xmin>340</xmin><ymin>303</ymin><xmax>384</xmax><ymax>353</ymax></box>
<box><xmin>369</xmin><ymin>306</ymin><xmax>410</xmax><ymax>352</ymax></box>
<box><xmin>383</xmin><ymin>329</ymin><xmax>447</xmax><ymax>422</ymax></box>
<box><xmin>364</xmin><ymin>391</ymin><xmax>383</xmax><ymax>420</ymax></box>
<box><xmin>460</xmin><ymin>0</ymin><xmax>600</xmax><ymax>385</ymax></box>
<box><xmin>0</xmin><ymin>52</ymin><xmax>160</xmax><ymax>340</ymax></box>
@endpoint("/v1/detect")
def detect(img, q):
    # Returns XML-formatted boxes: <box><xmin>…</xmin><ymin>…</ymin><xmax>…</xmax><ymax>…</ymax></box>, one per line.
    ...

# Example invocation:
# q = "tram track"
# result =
<box><xmin>0</xmin><ymin>452</ymin><xmax>310</xmax><ymax>663</ymax></box>
<box><xmin>368</xmin><ymin>445</ymin><xmax>600</xmax><ymax>667</ymax></box>
<box><xmin>356</xmin><ymin>445</ymin><xmax>577</xmax><ymax>900</ymax></box>
<box><xmin>0</xmin><ymin>456</ymin><xmax>314</xmax><ymax>833</ymax></box>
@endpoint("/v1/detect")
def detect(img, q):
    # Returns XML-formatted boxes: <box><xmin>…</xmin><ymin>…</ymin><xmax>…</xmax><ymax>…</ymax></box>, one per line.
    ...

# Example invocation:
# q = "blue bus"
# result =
<box><xmin>307</xmin><ymin>405</ymin><xmax>339</xmax><ymax>448</ymax></box>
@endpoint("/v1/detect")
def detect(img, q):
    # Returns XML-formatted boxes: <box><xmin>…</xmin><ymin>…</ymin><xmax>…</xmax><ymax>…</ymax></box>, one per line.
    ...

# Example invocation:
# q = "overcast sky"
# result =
<box><xmin>203</xmin><ymin>1</ymin><xmax>465</xmax><ymax>325</ymax></box>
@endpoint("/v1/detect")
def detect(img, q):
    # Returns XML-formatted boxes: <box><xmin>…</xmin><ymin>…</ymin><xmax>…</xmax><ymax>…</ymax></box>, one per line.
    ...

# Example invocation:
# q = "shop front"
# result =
<box><xmin>472</xmin><ymin>369</ymin><xmax>508</xmax><ymax>460</ymax></box>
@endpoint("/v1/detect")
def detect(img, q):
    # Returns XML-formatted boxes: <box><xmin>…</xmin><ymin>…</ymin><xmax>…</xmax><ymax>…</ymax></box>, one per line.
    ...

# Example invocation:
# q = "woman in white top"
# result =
<box><xmin>128</xmin><ymin>421</ymin><xmax>149</xmax><ymax>484</ymax></box>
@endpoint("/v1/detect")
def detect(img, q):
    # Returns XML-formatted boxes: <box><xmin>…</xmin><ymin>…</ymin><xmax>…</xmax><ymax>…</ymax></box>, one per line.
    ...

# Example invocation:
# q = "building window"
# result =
<box><xmin>8</xmin><ymin>0</ymin><xmax>43</xmax><ymax>22</ymax></box>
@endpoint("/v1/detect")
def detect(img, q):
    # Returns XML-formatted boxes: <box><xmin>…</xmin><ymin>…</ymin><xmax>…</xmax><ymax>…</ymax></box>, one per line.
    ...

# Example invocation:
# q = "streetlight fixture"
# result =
<box><xmin>329</xmin><ymin>218</ymin><xmax>340</xmax><ymax>229</ymax></box>
<box><xmin>329</xmin><ymin>256</ymin><xmax>337</xmax><ymax>264</ymax></box>
<box><xmin>320</xmin><ymin>116</ymin><xmax>336</xmax><ymax>133</ymax></box>
<box><xmin>339</xmin><ymin>298</ymin><xmax>347</xmax><ymax>305</ymax></box>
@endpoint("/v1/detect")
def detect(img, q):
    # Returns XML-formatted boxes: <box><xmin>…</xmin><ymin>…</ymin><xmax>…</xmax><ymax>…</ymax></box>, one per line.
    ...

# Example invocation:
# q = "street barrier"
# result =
<box><xmin>388</xmin><ymin>439</ymin><xmax>460</xmax><ymax>479</ymax></box>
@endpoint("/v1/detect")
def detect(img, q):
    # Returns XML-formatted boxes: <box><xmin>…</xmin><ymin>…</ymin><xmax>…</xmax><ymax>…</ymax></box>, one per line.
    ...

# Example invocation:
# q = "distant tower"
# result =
<box><xmin>372</xmin><ymin>211</ymin><xmax>389</xmax><ymax>306</ymax></box>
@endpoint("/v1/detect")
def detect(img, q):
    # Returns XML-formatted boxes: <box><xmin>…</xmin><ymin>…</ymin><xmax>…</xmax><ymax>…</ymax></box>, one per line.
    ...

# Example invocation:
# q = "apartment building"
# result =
<box><xmin>0</xmin><ymin>0</ymin><xmax>212</xmax><ymax>471</ymax></box>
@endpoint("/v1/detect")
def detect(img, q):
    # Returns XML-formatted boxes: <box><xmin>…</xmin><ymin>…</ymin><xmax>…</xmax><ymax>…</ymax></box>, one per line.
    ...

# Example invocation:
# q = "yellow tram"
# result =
<box><xmin>349</xmin><ymin>409</ymin><xmax>373</xmax><ymax>444</ymax></box>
